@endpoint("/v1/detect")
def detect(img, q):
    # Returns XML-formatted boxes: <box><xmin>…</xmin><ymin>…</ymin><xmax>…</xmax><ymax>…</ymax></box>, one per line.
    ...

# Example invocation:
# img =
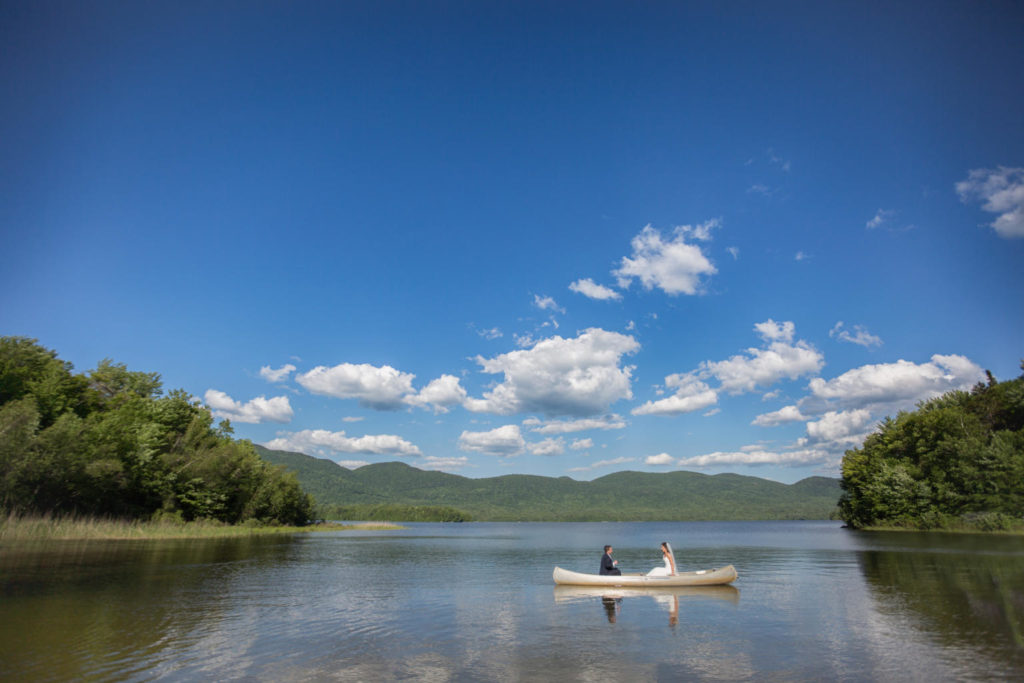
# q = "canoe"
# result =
<box><xmin>552</xmin><ymin>564</ymin><xmax>738</xmax><ymax>587</ymax></box>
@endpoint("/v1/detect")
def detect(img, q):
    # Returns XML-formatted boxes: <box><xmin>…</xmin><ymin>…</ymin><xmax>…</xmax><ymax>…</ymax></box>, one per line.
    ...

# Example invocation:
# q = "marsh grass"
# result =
<box><xmin>0</xmin><ymin>513</ymin><xmax>401</xmax><ymax>542</ymax></box>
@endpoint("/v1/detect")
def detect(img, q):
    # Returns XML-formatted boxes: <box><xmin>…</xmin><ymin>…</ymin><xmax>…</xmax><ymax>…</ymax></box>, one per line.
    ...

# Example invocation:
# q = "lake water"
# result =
<box><xmin>2</xmin><ymin>521</ymin><xmax>1022</xmax><ymax>681</ymax></box>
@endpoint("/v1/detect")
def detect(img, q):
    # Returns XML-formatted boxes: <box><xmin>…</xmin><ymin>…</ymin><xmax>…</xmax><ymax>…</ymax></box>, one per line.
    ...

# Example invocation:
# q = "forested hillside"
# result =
<box><xmin>254</xmin><ymin>445</ymin><xmax>841</xmax><ymax>521</ymax></box>
<box><xmin>0</xmin><ymin>338</ymin><xmax>313</xmax><ymax>525</ymax></box>
<box><xmin>840</xmin><ymin>364</ymin><xmax>1024</xmax><ymax>530</ymax></box>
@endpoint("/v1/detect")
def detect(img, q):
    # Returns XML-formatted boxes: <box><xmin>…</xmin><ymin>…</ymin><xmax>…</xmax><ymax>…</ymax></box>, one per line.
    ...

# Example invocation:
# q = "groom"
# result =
<box><xmin>599</xmin><ymin>545</ymin><xmax>621</xmax><ymax>575</ymax></box>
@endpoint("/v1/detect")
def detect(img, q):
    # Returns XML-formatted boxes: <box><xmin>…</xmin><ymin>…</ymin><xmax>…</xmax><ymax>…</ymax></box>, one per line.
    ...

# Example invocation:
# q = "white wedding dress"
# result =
<box><xmin>646</xmin><ymin>543</ymin><xmax>677</xmax><ymax>576</ymax></box>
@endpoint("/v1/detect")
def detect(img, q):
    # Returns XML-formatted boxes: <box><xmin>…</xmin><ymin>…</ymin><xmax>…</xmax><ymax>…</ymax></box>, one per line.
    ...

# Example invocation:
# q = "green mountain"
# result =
<box><xmin>253</xmin><ymin>445</ymin><xmax>841</xmax><ymax>521</ymax></box>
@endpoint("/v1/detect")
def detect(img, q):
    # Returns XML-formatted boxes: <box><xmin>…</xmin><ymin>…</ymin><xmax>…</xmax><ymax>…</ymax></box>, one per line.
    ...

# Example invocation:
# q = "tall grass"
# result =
<box><xmin>0</xmin><ymin>513</ymin><xmax>401</xmax><ymax>542</ymax></box>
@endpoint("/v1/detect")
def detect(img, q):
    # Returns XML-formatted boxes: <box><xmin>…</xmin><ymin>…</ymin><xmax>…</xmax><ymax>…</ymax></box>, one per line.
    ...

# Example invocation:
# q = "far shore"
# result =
<box><xmin>0</xmin><ymin>514</ymin><xmax>403</xmax><ymax>543</ymax></box>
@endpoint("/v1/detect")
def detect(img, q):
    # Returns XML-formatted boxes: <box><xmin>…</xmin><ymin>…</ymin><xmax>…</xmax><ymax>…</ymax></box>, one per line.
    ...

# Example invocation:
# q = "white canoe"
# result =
<box><xmin>552</xmin><ymin>564</ymin><xmax>738</xmax><ymax>587</ymax></box>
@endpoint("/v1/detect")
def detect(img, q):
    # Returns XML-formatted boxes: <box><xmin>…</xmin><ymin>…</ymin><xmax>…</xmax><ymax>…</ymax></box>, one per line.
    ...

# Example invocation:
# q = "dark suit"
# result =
<box><xmin>599</xmin><ymin>552</ymin><xmax>621</xmax><ymax>575</ymax></box>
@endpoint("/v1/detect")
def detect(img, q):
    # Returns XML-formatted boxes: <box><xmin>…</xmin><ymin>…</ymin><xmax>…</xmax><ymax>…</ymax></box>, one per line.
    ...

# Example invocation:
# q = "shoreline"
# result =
<box><xmin>0</xmin><ymin>514</ymin><xmax>403</xmax><ymax>543</ymax></box>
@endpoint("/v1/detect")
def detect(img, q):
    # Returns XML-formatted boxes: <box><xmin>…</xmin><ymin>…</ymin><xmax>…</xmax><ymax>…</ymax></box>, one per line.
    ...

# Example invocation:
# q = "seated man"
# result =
<box><xmin>599</xmin><ymin>545</ymin><xmax>621</xmax><ymax>575</ymax></box>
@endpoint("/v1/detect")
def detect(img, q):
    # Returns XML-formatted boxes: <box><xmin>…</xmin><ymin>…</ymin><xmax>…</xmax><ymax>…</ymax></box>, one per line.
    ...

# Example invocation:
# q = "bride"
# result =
<box><xmin>646</xmin><ymin>542</ymin><xmax>677</xmax><ymax>576</ymax></box>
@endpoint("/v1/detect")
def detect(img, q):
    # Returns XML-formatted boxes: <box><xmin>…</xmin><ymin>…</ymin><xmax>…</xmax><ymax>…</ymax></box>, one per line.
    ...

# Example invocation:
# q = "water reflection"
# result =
<box><xmin>3</xmin><ymin>522</ymin><xmax>1023</xmax><ymax>681</ymax></box>
<box><xmin>554</xmin><ymin>584</ymin><xmax>739</xmax><ymax>626</ymax></box>
<box><xmin>0</xmin><ymin>536</ymin><xmax>299</xmax><ymax>681</ymax></box>
<box><xmin>853</xmin><ymin>533</ymin><xmax>1024</xmax><ymax>675</ymax></box>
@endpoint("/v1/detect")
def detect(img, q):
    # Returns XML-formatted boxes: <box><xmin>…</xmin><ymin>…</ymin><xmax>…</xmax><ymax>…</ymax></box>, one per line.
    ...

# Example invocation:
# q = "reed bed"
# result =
<box><xmin>0</xmin><ymin>513</ymin><xmax>401</xmax><ymax>542</ymax></box>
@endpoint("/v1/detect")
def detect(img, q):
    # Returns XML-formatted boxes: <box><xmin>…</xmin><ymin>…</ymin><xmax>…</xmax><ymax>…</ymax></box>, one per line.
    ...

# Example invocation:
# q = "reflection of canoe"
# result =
<box><xmin>552</xmin><ymin>564</ymin><xmax>738</xmax><ymax>587</ymax></box>
<box><xmin>553</xmin><ymin>583</ymin><xmax>739</xmax><ymax>604</ymax></box>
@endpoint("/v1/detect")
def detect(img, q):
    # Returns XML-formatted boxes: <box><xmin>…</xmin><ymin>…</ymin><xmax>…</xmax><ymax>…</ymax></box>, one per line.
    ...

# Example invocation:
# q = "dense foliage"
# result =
<box><xmin>317</xmin><ymin>503</ymin><xmax>472</xmax><ymax>522</ymax></box>
<box><xmin>0</xmin><ymin>337</ymin><xmax>313</xmax><ymax>525</ymax></box>
<box><xmin>839</xmin><ymin>364</ymin><xmax>1024</xmax><ymax>530</ymax></box>
<box><xmin>256</xmin><ymin>445</ymin><xmax>842</xmax><ymax>521</ymax></box>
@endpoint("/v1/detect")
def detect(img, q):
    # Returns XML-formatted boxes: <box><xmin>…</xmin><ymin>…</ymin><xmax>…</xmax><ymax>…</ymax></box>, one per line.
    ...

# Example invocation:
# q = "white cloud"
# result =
<box><xmin>259</xmin><ymin>364</ymin><xmax>296</xmax><ymax>383</ymax></box>
<box><xmin>829</xmin><ymin>322</ymin><xmax>883</xmax><ymax>348</ymax></box>
<box><xmin>752</xmin><ymin>405</ymin><xmax>806</xmax><ymax>427</ymax></box>
<box><xmin>523</xmin><ymin>414</ymin><xmax>627</xmax><ymax>434</ymax></box>
<box><xmin>528</xmin><ymin>437</ymin><xmax>566</xmax><ymax>456</ymax></box>
<box><xmin>805</xmin><ymin>409</ymin><xmax>874</xmax><ymax>443</ymax></box>
<box><xmin>678</xmin><ymin>448</ymin><xmax>828</xmax><ymax>468</ymax></box>
<box><xmin>568</xmin><ymin>456</ymin><xmax>637</xmax><ymax>473</ymax></box>
<box><xmin>335</xmin><ymin>460</ymin><xmax>370</xmax><ymax>469</ymax></box>
<box><xmin>727</xmin><ymin>246</ymin><xmax>740</xmax><ymax>260</ymax></box>
<box><xmin>265</xmin><ymin>429</ymin><xmax>421</xmax><ymax>457</ymax></box>
<box><xmin>204</xmin><ymin>389</ymin><xmax>293</xmax><ymax>424</ymax></box>
<box><xmin>754</xmin><ymin>319</ymin><xmax>795</xmax><ymax>342</ymax></box>
<box><xmin>795</xmin><ymin>251</ymin><xmax>809</xmax><ymax>261</ymax></box>
<box><xmin>701</xmin><ymin>321</ymin><xmax>824</xmax><ymax>394</ymax></box>
<box><xmin>533</xmin><ymin>294</ymin><xmax>565</xmax><ymax>313</ymax></box>
<box><xmin>645</xmin><ymin>453</ymin><xmax>675</xmax><ymax>465</ymax></box>
<box><xmin>956</xmin><ymin>166</ymin><xmax>1024</xmax><ymax>238</ymax></box>
<box><xmin>804</xmin><ymin>354</ymin><xmax>984</xmax><ymax>413</ymax></box>
<box><xmin>404</xmin><ymin>374</ymin><xmax>468</xmax><ymax>413</ymax></box>
<box><xmin>569</xmin><ymin>278</ymin><xmax>622</xmax><ymax>301</ymax></box>
<box><xmin>465</xmin><ymin>329</ymin><xmax>639</xmax><ymax>416</ymax></box>
<box><xmin>571</xmin><ymin>438</ymin><xmax>593</xmax><ymax>450</ymax></box>
<box><xmin>613</xmin><ymin>224</ymin><xmax>718</xmax><ymax>295</ymax></box>
<box><xmin>341</xmin><ymin>416</ymin><xmax>365</xmax><ymax>423</ymax></box>
<box><xmin>477</xmin><ymin>327</ymin><xmax>503</xmax><ymax>340</ymax></box>
<box><xmin>296</xmin><ymin>363</ymin><xmax>416</xmax><ymax>410</ymax></box>
<box><xmin>420</xmin><ymin>456</ymin><xmax>470</xmax><ymax>471</ymax></box>
<box><xmin>866</xmin><ymin>209</ymin><xmax>895</xmax><ymax>230</ymax></box>
<box><xmin>632</xmin><ymin>374</ymin><xmax>718</xmax><ymax>416</ymax></box>
<box><xmin>457</xmin><ymin>425</ymin><xmax>525</xmax><ymax>456</ymax></box>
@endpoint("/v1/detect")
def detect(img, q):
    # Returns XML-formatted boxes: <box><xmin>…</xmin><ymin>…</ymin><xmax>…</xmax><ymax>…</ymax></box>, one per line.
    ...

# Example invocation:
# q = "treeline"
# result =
<box><xmin>318</xmin><ymin>503</ymin><xmax>472</xmax><ymax>522</ymax></box>
<box><xmin>0</xmin><ymin>337</ymin><xmax>313</xmax><ymax>526</ymax></box>
<box><xmin>256</xmin><ymin>446</ymin><xmax>843</xmax><ymax>521</ymax></box>
<box><xmin>839</xmin><ymin>363</ymin><xmax>1024</xmax><ymax>530</ymax></box>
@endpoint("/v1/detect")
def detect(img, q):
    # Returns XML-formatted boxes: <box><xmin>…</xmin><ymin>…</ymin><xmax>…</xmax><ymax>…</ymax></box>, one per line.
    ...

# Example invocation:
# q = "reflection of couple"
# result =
<box><xmin>646</xmin><ymin>542</ymin><xmax>677</xmax><ymax>576</ymax></box>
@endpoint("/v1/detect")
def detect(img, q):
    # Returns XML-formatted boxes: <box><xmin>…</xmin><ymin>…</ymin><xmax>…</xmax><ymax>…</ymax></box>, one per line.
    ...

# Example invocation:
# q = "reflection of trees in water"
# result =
<box><xmin>858</xmin><ymin>549</ymin><xmax>1024</xmax><ymax>670</ymax></box>
<box><xmin>0</xmin><ymin>537</ymin><xmax>298</xmax><ymax>680</ymax></box>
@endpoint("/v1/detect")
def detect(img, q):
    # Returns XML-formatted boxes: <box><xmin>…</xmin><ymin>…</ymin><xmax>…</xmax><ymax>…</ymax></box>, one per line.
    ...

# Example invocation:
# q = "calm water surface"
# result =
<box><xmin>2</xmin><ymin>521</ymin><xmax>1022</xmax><ymax>681</ymax></box>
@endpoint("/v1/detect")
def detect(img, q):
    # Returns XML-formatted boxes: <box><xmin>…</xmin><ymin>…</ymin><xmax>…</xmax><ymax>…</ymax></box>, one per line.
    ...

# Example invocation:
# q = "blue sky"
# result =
<box><xmin>3</xmin><ymin>1</ymin><xmax>1022</xmax><ymax>483</ymax></box>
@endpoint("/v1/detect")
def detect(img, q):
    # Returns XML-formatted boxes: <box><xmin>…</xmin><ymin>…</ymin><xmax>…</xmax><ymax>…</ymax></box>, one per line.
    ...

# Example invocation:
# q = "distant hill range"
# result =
<box><xmin>254</xmin><ymin>445</ymin><xmax>841</xmax><ymax>521</ymax></box>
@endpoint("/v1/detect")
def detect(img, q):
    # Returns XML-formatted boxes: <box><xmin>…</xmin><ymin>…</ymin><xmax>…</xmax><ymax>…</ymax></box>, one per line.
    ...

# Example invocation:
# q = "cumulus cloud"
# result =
<box><xmin>465</xmin><ymin>329</ymin><xmax>639</xmax><ymax>416</ymax></box>
<box><xmin>569</xmin><ymin>278</ymin><xmax>622</xmax><ymax>301</ymax></box>
<box><xmin>803</xmin><ymin>354</ymin><xmax>984</xmax><ymax>413</ymax></box>
<box><xmin>701</xmin><ymin>320</ymin><xmax>824</xmax><ymax>394</ymax></box>
<box><xmin>567</xmin><ymin>456</ymin><xmax>637</xmax><ymax>473</ymax></box>
<box><xmin>523</xmin><ymin>414</ymin><xmax>627</xmax><ymax>434</ymax></box>
<box><xmin>830</xmin><ymin>322</ymin><xmax>883</xmax><ymax>348</ymax></box>
<box><xmin>204</xmin><ymin>389</ymin><xmax>293</xmax><ymax>424</ymax></box>
<box><xmin>678</xmin><ymin>448</ymin><xmax>828</xmax><ymax>468</ymax></box>
<box><xmin>956</xmin><ymin>166</ymin><xmax>1024</xmax><ymax>238</ymax></box>
<box><xmin>645</xmin><ymin>453</ymin><xmax>675</xmax><ymax>466</ymax></box>
<box><xmin>259</xmin><ymin>364</ymin><xmax>296</xmax><ymax>383</ymax></box>
<box><xmin>632</xmin><ymin>374</ymin><xmax>718</xmax><ymax>416</ymax></box>
<box><xmin>335</xmin><ymin>460</ymin><xmax>370</xmax><ymax>469</ymax></box>
<box><xmin>571</xmin><ymin>438</ymin><xmax>593</xmax><ymax>450</ymax></box>
<box><xmin>528</xmin><ymin>437</ymin><xmax>566</xmax><ymax>456</ymax></box>
<box><xmin>805</xmin><ymin>409</ymin><xmax>874</xmax><ymax>444</ymax></box>
<box><xmin>533</xmin><ymin>294</ymin><xmax>565</xmax><ymax>313</ymax></box>
<box><xmin>752</xmin><ymin>405</ymin><xmax>806</xmax><ymax>427</ymax></box>
<box><xmin>457</xmin><ymin>425</ymin><xmax>525</xmax><ymax>456</ymax></box>
<box><xmin>264</xmin><ymin>429</ymin><xmax>421</xmax><ymax>457</ymax></box>
<box><xmin>296</xmin><ymin>363</ymin><xmax>416</xmax><ymax>410</ymax></box>
<box><xmin>613</xmin><ymin>223</ymin><xmax>718</xmax><ymax>295</ymax></box>
<box><xmin>404</xmin><ymin>374</ymin><xmax>468</xmax><ymax>413</ymax></box>
<box><xmin>420</xmin><ymin>456</ymin><xmax>470</xmax><ymax>471</ymax></box>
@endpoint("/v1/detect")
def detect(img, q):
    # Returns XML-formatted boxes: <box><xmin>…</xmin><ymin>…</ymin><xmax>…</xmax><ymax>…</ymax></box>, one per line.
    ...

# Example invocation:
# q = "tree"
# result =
<box><xmin>839</xmin><ymin>363</ymin><xmax>1024</xmax><ymax>529</ymax></box>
